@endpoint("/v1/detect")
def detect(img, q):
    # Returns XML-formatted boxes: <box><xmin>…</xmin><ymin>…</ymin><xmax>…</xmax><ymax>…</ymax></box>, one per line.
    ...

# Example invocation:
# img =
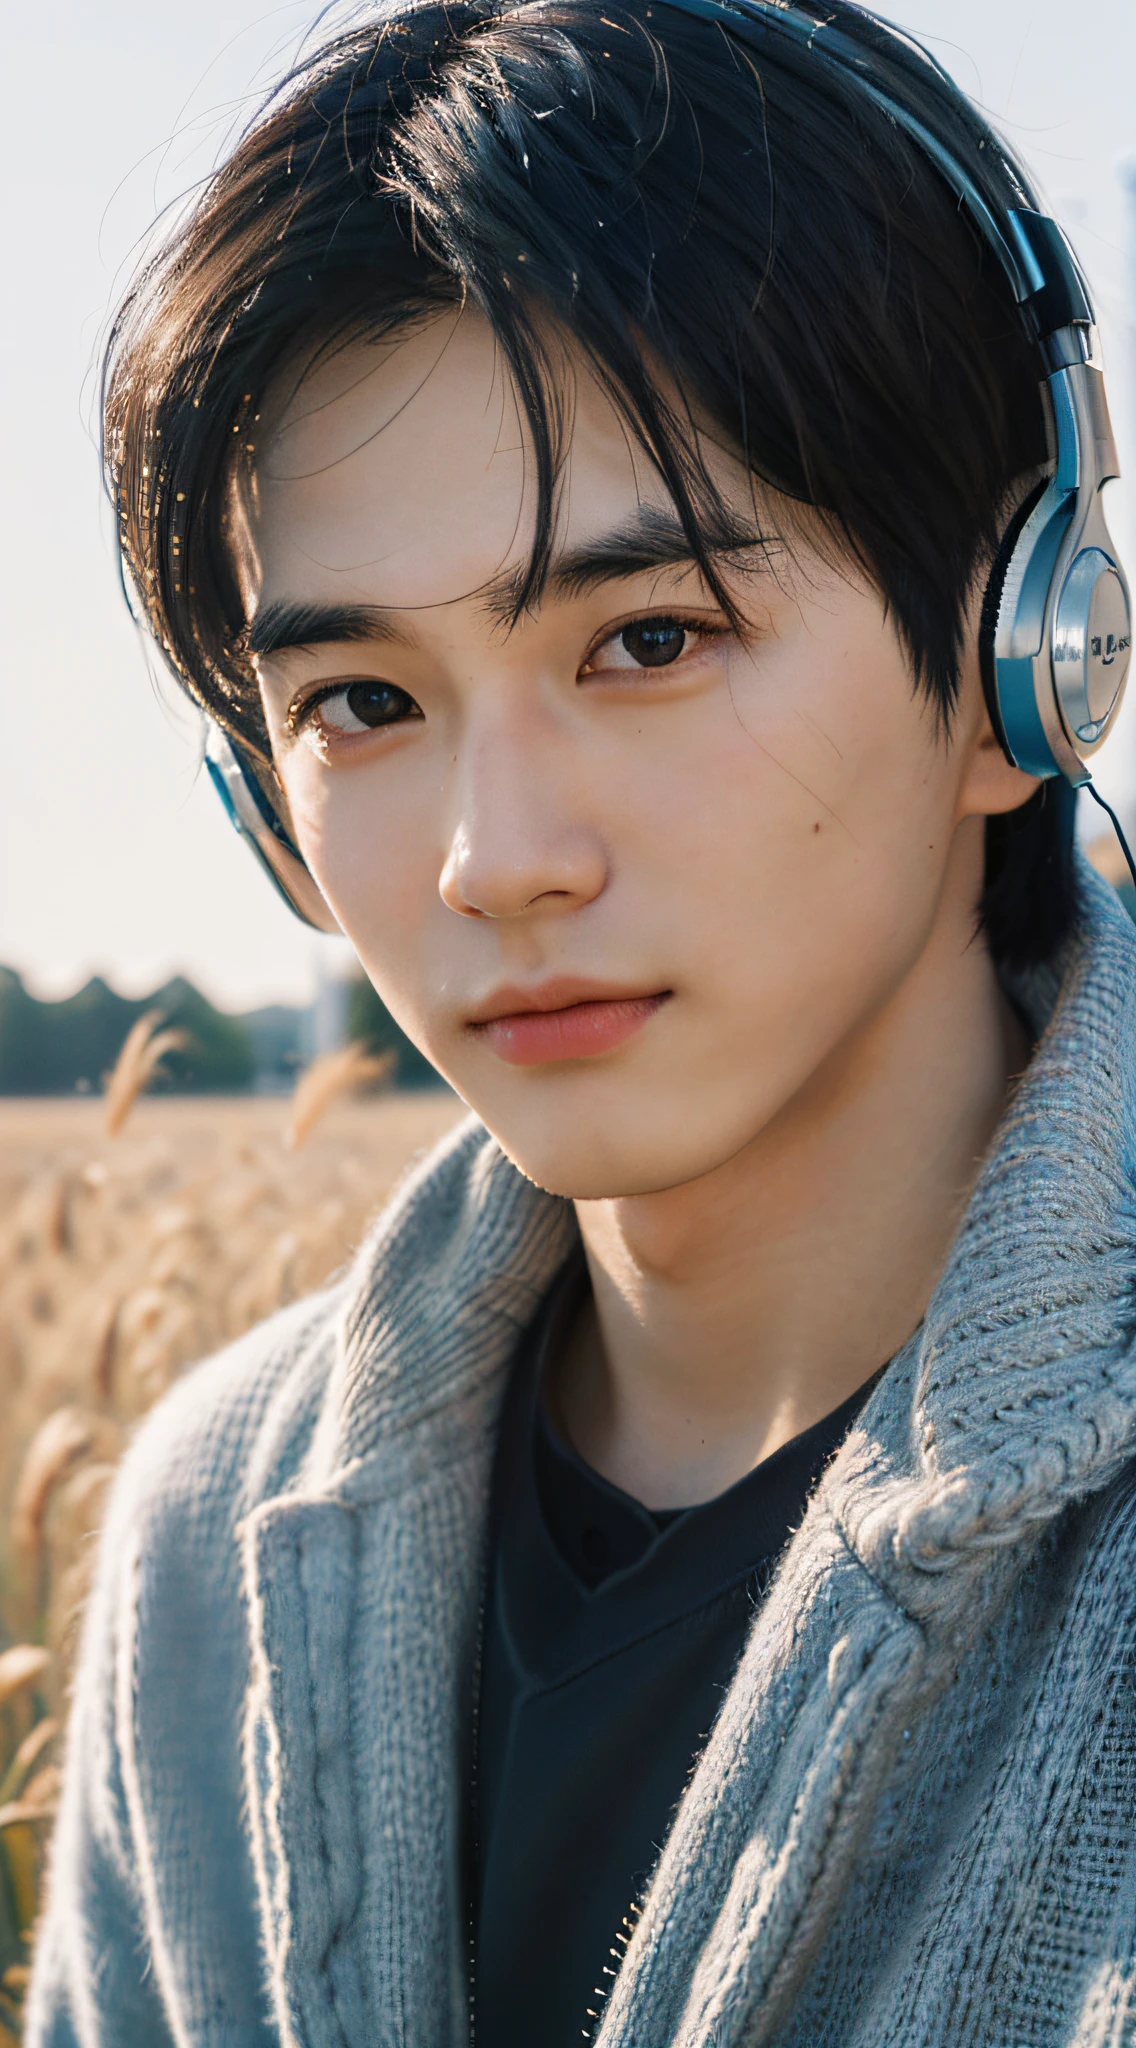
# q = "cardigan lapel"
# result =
<box><xmin>243</xmin><ymin>1496</ymin><xmax>368</xmax><ymax>2048</ymax></box>
<box><xmin>241</xmin><ymin>1121</ymin><xmax>576</xmax><ymax>2048</ymax></box>
<box><xmin>599</xmin><ymin>863</ymin><xmax>1136</xmax><ymax>2048</ymax></box>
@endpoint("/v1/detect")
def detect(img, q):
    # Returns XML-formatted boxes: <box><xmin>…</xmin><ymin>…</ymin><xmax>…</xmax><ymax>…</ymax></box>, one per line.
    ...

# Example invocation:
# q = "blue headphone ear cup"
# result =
<box><xmin>204</xmin><ymin>726</ymin><xmax>341</xmax><ymax>933</ymax></box>
<box><xmin>978</xmin><ymin>480</ymin><xmax>1048</xmax><ymax>766</ymax></box>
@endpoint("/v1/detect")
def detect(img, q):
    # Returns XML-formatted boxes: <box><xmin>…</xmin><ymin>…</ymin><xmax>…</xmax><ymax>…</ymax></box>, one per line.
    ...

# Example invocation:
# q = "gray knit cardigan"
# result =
<box><xmin>26</xmin><ymin>859</ymin><xmax>1136</xmax><ymax>2048</ymax></box>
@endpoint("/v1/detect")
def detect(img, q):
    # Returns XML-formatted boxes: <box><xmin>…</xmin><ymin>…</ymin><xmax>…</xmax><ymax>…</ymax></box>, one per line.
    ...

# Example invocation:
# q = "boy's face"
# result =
<box><xmin>241</xmin><ymin>309</ymin><xmax>1032</xmax><ymax>1199</ymax></box>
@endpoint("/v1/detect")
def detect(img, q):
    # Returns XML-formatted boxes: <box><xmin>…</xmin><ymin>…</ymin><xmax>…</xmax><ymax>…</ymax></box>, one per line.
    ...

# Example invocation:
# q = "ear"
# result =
<box><xmin>956</xmin><ymin>697</ymin><xmax>1041</xmax><ymax>821</ymax></box>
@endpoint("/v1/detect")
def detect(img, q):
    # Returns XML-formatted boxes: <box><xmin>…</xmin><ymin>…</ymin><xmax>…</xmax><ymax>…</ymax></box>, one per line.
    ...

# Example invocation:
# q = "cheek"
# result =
<box><xmin>636</xmin><ymin>645</ymin><xmax>950</xmax><ymax>925</ymax></box>
<box><xmin>275</xmin><ymin>741</ymin><xmax>437</xmax><ymax>956</ymax></box>
<box><xmin>631</xmin><ymin>645</ymin><xmax>962</xmax><ymax>1077</ymax></box>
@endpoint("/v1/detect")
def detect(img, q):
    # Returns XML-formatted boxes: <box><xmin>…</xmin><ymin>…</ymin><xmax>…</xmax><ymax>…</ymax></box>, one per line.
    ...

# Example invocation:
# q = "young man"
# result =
<box><xmin>28</xmin><ymin>1</ymin><xmax>1136</xmax><ymax>2042</ymax></box>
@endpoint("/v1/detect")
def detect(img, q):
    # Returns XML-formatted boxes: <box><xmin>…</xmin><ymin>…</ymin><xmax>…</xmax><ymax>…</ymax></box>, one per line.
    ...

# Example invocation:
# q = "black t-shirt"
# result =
<box><xmin>473</xmin><ymin>1258</ymin><xmax>880</xmax><ymax>2047</ymax></box>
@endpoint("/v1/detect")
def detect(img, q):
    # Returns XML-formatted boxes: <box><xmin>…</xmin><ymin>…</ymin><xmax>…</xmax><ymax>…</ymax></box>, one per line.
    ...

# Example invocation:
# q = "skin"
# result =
<box><xmin>236</xmin><ymin>307</ymin><xmax>1038</xmax><ymax>1507</ymax></box>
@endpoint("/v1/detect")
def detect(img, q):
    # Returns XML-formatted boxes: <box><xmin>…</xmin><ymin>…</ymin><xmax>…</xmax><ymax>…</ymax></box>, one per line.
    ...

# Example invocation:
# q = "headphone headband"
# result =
<box><xmin>657</xmin><ymin>0</ymin><xmax>1092</xmax><ymax>344</ymax></box>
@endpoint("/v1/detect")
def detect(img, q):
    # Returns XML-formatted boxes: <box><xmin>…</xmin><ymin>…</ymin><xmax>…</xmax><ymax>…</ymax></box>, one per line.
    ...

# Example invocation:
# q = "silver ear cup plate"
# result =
<box><xmin>991</xmin><ymin>482</ymin><xmax>1081</xmax><ymax>780</ymax></box>
<box><xmin>1052</xmin><ymin>547</ymin><xmax>1132</xmax><ymax>744</ymax></box>
<box><xmin>993</xmin><ymin>355</ymin><xmax>1131</xmax><ymax>781</ymax></box>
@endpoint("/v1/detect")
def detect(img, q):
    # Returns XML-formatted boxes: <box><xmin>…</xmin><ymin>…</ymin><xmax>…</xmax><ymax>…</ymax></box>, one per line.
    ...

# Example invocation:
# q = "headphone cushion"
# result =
<box><xmin>978</xmin><ymin>480</ymin><xmax>1048</xmax><ymax>763</ymax></box>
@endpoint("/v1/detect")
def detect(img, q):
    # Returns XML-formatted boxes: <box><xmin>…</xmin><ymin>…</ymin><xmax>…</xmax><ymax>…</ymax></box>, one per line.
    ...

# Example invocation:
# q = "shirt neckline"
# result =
<box><xmin>525</xmin><ymin>1253</ymin><xmax>890</xmax><ymax>1601</ymax></box>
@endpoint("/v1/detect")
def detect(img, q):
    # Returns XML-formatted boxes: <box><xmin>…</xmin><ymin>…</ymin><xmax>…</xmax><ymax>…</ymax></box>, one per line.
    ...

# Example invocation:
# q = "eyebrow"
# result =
<box><xmin>246</xmin><ymin>600</ymin><xmax>413</xmax><ymax>660</ymax></box>
<box><xmin>247</xmin><ymin>507</ymin><xmax>770</xmax><ymax>657</ymax></box>
<box><xmin>480</xmin><ymin>506</ymin><xmax>770</xmax><ymax>621</ymax></box>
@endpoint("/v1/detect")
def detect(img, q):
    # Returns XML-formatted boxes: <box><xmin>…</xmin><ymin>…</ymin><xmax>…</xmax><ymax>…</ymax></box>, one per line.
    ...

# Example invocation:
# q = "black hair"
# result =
<box><xmin>103</xmin><ymin>0</ymin><xmax>1074</xmax><ymax>972</ymax></box>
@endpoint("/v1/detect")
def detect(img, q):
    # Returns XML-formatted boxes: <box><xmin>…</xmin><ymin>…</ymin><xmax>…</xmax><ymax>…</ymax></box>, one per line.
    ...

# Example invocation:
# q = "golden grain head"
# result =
<box><xmin>285</xmin><ymin>1044</ymin><xmax>396</xmax><ymax>1150</ymax></box>
<box><xmin>0</xmin><ymin>1720</ymin><xmax>57</xmax><ymax>1808</ymax></box>
<box><xmin>88</xmin><ymin>1292</ymin><xmax>120</xmax><ymax>1403</ymax></box>
<box><xmin>0</xmin><ymin>1647</ymin><xmax>49</xmax><ymax>1711</ymax></box>
<box><xmin>0</xmin><ymin>1796</ymin><xmax>55</xmax><ymax>1832</ymax></box>
<box><xmin>18</xmin><ymin>1765</ymin><xmax>59</xmax><ymax>1812</ymax></box>
<box><xmin>10</xmin><ymin>1408</ymin><xmax>111</xmax><ymax>1561</ymax></box>
<box><xmin>104</xmin><ymin>1012</ymin><xmax>188</xmax><ymax>1138</ymax></box>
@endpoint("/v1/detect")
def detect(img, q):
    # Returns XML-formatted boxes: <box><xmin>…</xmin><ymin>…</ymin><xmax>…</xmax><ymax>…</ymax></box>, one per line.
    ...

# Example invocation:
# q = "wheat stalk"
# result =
<box><xmin>11</xmin><ymin>1409</ymin><xmax>103</xmax><ymax>1564</ymax></box>
<box><xmin>284</xmin><ymin>1043</ymin><xmax>395</xmax><ymax>1150</ymax></box>
<box><xmin>0</xmin><ymin>1721</ymin><xmax>56</xmax><ymax>1809</ymax></box>
<box><xmin>103</xmin><ymin>1012</ymin><xmax>187</xmax><ymax>1137</ymax></box>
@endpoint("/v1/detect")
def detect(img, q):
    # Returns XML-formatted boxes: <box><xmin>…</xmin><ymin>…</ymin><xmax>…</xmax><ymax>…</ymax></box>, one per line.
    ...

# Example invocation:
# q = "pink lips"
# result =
<box><xmin>469</xmin><ymin>984</ymin><xmax>670</xmax><ymax>1066</ymax></box>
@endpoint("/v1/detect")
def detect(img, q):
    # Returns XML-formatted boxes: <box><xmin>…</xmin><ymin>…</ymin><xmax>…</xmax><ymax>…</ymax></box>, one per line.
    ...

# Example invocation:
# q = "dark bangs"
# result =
<box><xmin>103</xmin><ymin>0</ymin><xmax>1066</xmax><ymax>970</ymax></box>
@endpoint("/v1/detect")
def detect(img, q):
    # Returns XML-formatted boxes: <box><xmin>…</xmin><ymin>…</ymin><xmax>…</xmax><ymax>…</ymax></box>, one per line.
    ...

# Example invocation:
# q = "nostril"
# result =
<box><xmin>438</xmin><ymin>807</ymin><xmax>609</xmax><ymax>920</ymax></box>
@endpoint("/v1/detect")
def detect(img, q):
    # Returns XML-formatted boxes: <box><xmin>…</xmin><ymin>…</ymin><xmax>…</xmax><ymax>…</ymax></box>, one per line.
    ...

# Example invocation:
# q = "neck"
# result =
<box><xmin>555</xmin><ymin>828</ymin><xmax>1030</xmax><ymax>1508</ymax></box>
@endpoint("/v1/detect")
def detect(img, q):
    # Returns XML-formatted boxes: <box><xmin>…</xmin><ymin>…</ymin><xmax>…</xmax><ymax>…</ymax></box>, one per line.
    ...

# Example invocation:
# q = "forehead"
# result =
<box><xmin>242</xmin><ymin>308</ymin><xmax>674</xmax><ymax>617</ymax></box>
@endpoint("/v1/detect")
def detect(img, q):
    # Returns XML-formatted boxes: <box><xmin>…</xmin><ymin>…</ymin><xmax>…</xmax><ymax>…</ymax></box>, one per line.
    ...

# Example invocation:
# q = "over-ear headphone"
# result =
<box><xmin>205</xmin><ymin>0</ymin><xmax>1132</xmax><ymax>925</ymax></box>
<box><xmin>204</xmin><ymin>728</ymin><xmax>342</xmax><ymax>933</ymax></box>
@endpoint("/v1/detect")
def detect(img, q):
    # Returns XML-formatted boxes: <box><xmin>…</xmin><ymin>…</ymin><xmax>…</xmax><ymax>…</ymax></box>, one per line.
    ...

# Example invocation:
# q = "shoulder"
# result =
<box><xmin>101</xmin><ymin>1109</ymin><xmax>523</xmax><ymax>1556</ymax></box>
<box><xmin>82</xmin><ymin>1105</ymin><xmax>570</xmax><ymax>1666</ymax></box>
<box><xmin>78</xmin><ymin>1289</ymin><xmax>345</xmax><ymax>1699</ymax></box>
<box><xmin>114</xmin><ymin>1285</ymin><xmax>341</xmax><ymax>1534</ymax></box>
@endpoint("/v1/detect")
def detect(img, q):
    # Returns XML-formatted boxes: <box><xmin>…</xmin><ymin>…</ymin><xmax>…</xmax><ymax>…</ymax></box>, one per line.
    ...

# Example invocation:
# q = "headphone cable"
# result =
<box><xmin>1084</xmin><ymin>778</ymin><xmax>1136</xmax><ymax>893</ymax></box>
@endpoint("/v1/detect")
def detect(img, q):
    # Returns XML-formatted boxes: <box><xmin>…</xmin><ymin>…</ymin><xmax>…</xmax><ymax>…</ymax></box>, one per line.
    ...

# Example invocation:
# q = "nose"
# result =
<box><xmin>438</xmin><ymin>713</ymin><xmax>608</xmax><ymax>921</ymax></box>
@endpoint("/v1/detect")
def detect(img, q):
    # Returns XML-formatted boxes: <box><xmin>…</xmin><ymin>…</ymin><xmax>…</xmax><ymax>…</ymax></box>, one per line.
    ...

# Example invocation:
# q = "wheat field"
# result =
<box><xmin>0</xmin><ymin>1087</ymin><xmax>464</xmax><ymax>2033</ymax></box>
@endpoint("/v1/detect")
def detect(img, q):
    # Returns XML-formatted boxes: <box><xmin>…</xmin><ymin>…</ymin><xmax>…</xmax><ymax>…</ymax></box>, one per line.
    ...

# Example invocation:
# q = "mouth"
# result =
<box><xmin>467</xmin><ymin>979</ymin><xmax>672</xmax><ymax>1067</ymax></box>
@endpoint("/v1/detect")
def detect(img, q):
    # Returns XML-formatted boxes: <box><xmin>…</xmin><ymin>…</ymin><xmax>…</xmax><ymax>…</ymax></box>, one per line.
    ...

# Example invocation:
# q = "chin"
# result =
<box><xmin>474</xmin><ymin>1098</ymin><xmax>759</xmax><ymax>1202</ymax></box>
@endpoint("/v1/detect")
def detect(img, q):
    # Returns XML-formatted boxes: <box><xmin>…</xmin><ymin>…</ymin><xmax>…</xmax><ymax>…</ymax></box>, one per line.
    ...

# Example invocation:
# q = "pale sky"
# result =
<box><xmin>3</xmin><ymin>0</ymin><xmax>1135</xmax><ymax>1010</ymax></box>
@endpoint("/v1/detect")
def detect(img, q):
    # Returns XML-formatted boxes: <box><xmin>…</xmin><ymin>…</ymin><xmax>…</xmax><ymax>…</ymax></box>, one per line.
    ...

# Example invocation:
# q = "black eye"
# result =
<box><xmin>620</xmin><ymin>618</ymin><xmax>688</xmax><ymax>667</ymax></box>
<box><xmin>344</xmin><ymin>681</ymin><xmax>415</xmax><ymax>727</ymax></box>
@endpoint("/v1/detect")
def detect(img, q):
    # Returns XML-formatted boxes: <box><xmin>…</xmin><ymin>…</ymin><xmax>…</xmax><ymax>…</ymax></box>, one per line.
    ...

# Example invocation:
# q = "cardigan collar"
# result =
<box><xmin>304</xmin><ymin>1116</ymin><xmax>576</xmax><ymax>1495</ymax></box>
<box><xmin>864</xmin><ymin>858</ymin><xmax>1136</xmax><ymax>1593</ymax></box>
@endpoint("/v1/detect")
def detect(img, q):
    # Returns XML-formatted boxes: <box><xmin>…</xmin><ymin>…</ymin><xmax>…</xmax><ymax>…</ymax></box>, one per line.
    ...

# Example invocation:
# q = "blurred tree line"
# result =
<box><xmin>0</xmin><ymin>968</ymin><xmax>440</xmax><ymax>1095</ymax></box>
<box><xmin>346</xmin><ymin>977</ymin><xmax>439</xmax><ymax>1089</ymax></box>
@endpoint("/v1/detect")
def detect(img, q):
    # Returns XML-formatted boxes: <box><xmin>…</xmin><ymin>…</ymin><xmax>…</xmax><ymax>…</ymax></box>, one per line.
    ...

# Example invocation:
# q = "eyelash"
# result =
<box><xmin>286</xmin><ymin>608</ymin><xmax>732</xmax><ymax>739</ymax></box>
<box><xmin>579</xmin><ymin>610</ymin><xmax>730</xmax><ymax>677</ymax></box>
<box><xmin>286</xmin><ymin>679</ymin><xmax>421</xmax><ymax>740</ymax></box>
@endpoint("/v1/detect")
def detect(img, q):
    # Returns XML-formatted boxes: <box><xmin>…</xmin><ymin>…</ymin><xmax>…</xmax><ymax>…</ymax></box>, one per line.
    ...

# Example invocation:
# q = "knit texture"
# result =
<box><xmin>25</xmin><ymin>857</ymin><xmax>1136</xmax><ymax>2047</ymax></box>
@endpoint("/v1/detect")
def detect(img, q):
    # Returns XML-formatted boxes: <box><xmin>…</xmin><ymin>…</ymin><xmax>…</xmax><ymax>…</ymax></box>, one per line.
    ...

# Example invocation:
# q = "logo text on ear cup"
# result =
<box><xmin>1090</xmin><ymin>632</ymin><xmax>1130</xmax><ymax>665</ymax></box>
<box><xmin>1053</xmin><ymin>547</ymin><xmax>1132</xmax><ymax>745</ymax></box>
